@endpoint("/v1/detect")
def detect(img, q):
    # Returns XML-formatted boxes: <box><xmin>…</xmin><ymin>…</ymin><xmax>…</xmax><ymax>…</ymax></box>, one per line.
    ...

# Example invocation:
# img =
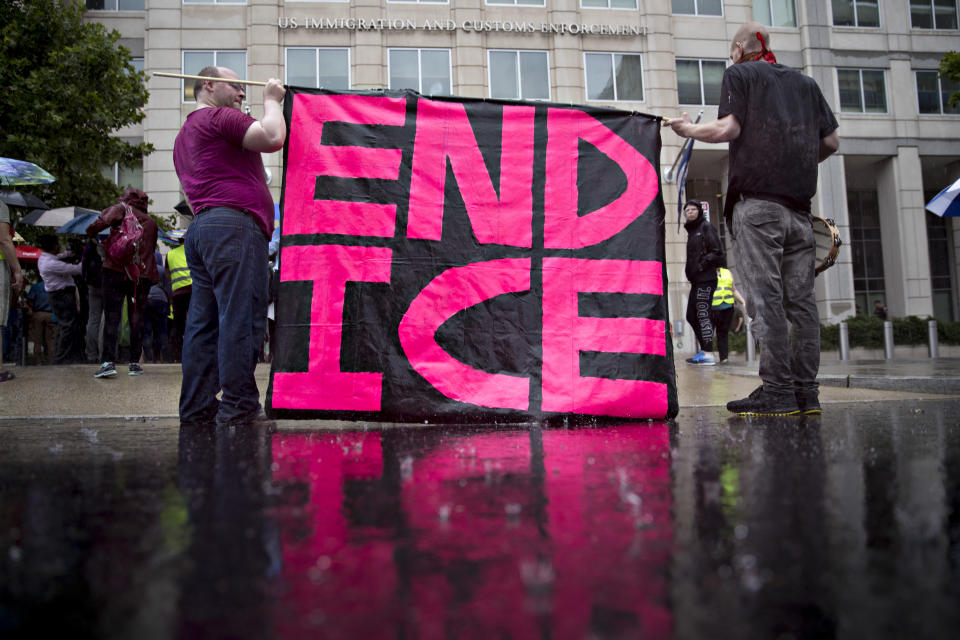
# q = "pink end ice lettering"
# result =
<box><xmin>408</xmin><ymin>99</ymin><xmax>534</xmax><ymax>247</ymax></box>
<box><xmin>272</xmin><ymin>245</ymin><xmax>392</xmax><ymax>411</ymax></box>
<box><xmin>285</xmin><ymin>94</ymin><xmax>406</xmax><ymax>238</ymax></box>
<box><xmin>398</xmin><ymin>258</ymin><xmax>531</xmax><ymax>410</ymax></box>
<box><xmin>543</xmin><ymin>109</ymin><xmax>660</xmax><ymax>249</ymax></box>
<box><xmin>541</xmin><ymin>258</ymin><xmax>667</xmax><ymax>417</ymax></box>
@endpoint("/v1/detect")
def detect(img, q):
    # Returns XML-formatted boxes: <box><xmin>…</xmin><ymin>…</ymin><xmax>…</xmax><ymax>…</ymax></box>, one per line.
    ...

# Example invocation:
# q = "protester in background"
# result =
<box><xmin>173</xmin><ymin>66</ymin><xmax>285</xmax><ymax>426</ymax></box>
<box><xmin>710</xmin><ymin>266</ymin><xmax>747</xmax><ymax>364</ymax></box>
<box><xmin>683</xmin><ymin>200</ymin><xmax>724</xmax><ymax>366</ymax></box>
<box><xmin>873</xmin><ymin>300</ymin><xmax>887</xmax><ymax>321</ymax></box>
<box><xmin>37</xmin><ymin>235</ymin><xmax>82</xmax><ymax>365</ymax></box>
<box><xmin>0</xmin><ymin>201</ymin><xmax>23</xmax><ymax>382</ymax></box>
<box><xmin>24</xmin><ymin>274</ymin><xmax>55</xmax><ymax>365</ymax></box>
<box><xmin>144</xmin><ymin>248</ymin><xmax>171</xmax><ymax>363</ymax></box>
<box><xmin>0</xmin><ymin>207</ymin><xmax>20</xmax><ymax>364</ymax></box>
<box><xmin>87</xmin><ymin>187</ymin><xmax>159</xmax><ymax>378</ymax></box>
<box><xmin>63</xmin><ymin>237</ymin><xmax>89</xmax><ymax>363</ymax></box>
<box><xmin>732</xmin><ymin>305</ymin><xmax>745</xmax><ymax>335</ymax></box>
<box><xmin>165</xmin><ymin>229</ymin><xmax>191</xmax><ymax>363</ymax></box>
<box><xmin>666</xmin><ymin>21</ymin><xmax>838</xmax><ymax>415</ymax></box>
<box><xmin>82</xmin><ymin>237</ymin><xmax>105</xmax><ymax>363</ymax></box>
<box><xmin>266</xmin><ymin>225</ymin><xmax>280</xmax><ymax>364</ymax></box>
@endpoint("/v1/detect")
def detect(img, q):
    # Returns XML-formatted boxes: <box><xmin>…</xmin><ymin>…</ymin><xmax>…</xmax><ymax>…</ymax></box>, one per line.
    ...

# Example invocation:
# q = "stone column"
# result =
<box><xmin>814</xmin><ymin>155</ymin><xmax>857</xmax><ymax>323</ymax></box>
<box><xmin>877</xmin><ymin>147</ymin><xmax>933</xmax><ymax>318</ymax></box>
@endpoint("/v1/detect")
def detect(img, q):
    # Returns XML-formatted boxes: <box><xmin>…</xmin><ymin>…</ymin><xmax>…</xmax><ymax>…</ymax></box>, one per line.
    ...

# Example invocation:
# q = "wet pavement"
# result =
<box><xmin>2</xmin><ymin>362</ymin><xmax>960</xmax><ymax>638</ymax></box>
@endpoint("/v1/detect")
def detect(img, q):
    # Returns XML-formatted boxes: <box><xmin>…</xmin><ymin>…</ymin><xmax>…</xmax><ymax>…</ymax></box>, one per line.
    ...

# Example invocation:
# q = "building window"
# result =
<box><xmin>832</xmin><ymin>0</ymin><xmax>881</xmax><ymax>27</ymax></box>
<box><xmin>86</xmin><ymin>0</ymin><xmax>145</xmax><ymax>9</ymax></box>
<box><xmin>389</xmin><ymin>49</ymin><xmax>451</xmax><ymax>95</ymax></box>
<box><xmin>676</xmin><ymin>58</ymin><xmax>725</xmax><ymax>105</ymax></box>
<box><xmin>182</xmin><ymin>51</ymin><xmax>246</xmax><ymax>102</ymax></box>
<box><xmin>910</xmin><ymin>0</ymin><xmax>959</xmax><ymax>29</ymax></box>
<box><xmin>753</xmin><ymin>0</ymin><xmax>797</xmax><ymax>27</ymax></box>
<box><xmin>101</xmin><ymin>162</ymin><xmax>143</xmax><ymax>191</ymax></box>
<box><xmin>916</xmin><ymin>70</ymin><xmax>960</xmax><ymax>114</ymax></box>
<box><xmin>671</xmin><ymin>0</ymin><xmax>723</xmax><ymax>16</ymax></box>
<box><xmin>585</xmin><ymin>53</ymin><xmax>644</xmax><ymax>102</ymax></box>
<box><xmin>838</xmin><ymin>69</ymin><xmax>887</xmax><ymax>113</ymax></box>
<box><xmin>848</xmin><ymin>189</ymin><xmax>886</xmax><ymax>316</ymax></box>
<box><xmin>581</xmin><ymin>0</ymin><xmax>638</xmax><ymax>8</ymax></box>
<box><xmin>488</xmin><ymin>0</ymin><xmax>545</xmax><ymax>5</ymax></box>
<box><xmin>285</xmin><ymin>48</ymin><xmax>350</xmax><ymax>90</ymax></box>
<box><xmin>488</xmin><ymin>50</ymin><xmax>550</xmax><ymax>101</ymax></box>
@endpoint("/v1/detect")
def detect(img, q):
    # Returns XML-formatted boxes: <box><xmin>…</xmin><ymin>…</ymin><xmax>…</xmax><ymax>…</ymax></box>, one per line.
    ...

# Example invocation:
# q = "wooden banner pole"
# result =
<box><xmin>153</xmin><ymin>71</ymin><xmax>269</xmax><ymax>87</ymax></box>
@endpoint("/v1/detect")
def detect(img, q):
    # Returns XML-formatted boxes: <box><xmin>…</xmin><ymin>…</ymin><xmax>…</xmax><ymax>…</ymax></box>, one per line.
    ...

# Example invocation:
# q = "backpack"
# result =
<box><xmin>104</xmin><ymin>202</ymin><xmax>144</xmax><ymax>281</ymax></box>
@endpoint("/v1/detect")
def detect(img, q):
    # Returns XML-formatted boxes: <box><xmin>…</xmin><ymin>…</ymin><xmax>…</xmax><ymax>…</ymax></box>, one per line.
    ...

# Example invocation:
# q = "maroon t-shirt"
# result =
<box><xmin>173</xmin><ymin>107</ymin><xmax>274</xmax><ymax>237</ymax></box>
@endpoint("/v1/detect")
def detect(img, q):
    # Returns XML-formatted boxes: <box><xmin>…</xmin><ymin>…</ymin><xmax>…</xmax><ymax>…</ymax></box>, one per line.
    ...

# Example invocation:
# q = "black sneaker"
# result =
<box><xmin>94</xmin><ymin>362</ymin><xmax>117</xmax><ymax>379</ymax></box>
<box><xmin>128</xmin><ymin>363</ymin><xmax>144</xmax><ymax>376</ymax></box>
<box><xmin>795</xmin><ymin>391</ymin><xmax>822</xmax><ymax>415</ymax></box>
<box><xmin>727</xmin><ymin>386</ymin><xmax>800</xmax><ymax>416</ymax></box>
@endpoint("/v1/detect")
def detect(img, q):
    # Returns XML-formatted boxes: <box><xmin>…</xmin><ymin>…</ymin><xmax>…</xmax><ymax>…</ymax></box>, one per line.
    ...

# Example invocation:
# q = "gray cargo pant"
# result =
<box><xmin>732</xmin><ymin>198</ymin><xmax>819</xmax><ymax>396</ymax></box>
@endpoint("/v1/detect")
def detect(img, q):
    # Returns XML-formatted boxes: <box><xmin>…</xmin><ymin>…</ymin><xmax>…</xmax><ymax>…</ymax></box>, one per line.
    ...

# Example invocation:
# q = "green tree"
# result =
<box><xmin>941</xmin><ymin>51</ymin><xmax>960</xmax><ymax>108</ymax></box>
<box><xmin>0</xmin><ymin>0</ymin><xmax>152</xmax><ymax>218</ymax></box>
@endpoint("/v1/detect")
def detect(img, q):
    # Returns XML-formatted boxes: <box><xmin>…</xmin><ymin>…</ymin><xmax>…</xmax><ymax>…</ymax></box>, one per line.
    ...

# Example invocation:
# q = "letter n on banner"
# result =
<box><xmin>267</xmin><ymin>88</ymin><xmax>677</xmax><ymax>422</ymax></box>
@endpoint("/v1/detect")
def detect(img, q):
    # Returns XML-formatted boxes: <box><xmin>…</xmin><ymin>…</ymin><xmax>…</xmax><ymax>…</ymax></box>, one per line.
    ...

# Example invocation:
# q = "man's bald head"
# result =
<box><xmin>193</xmin><ymin>66</ymin><xmax>221</xmax><ymax>100</ymax></box>
<box><xmin>731</xmin><ymin>22</ymin><xmax>771</xmax><ymax>60</ymax></box>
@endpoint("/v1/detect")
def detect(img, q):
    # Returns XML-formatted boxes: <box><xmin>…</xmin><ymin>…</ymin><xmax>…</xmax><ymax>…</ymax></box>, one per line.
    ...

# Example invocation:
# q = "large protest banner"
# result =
<box><xmin>266</xmin><ymin>88</ymin><xmax>677</xmax><ymax>422</ymax></box>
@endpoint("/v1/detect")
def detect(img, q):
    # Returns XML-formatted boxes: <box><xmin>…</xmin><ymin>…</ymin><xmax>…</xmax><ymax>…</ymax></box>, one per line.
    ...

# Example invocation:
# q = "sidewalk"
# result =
<box><xmin>1</xmin><ymin>358</ymin><xmax>957</xmax><ymax>420</ymax></box>
<box><xmin>721</xmin><ymin>357</ymin><xmax>960</xmax><ymax>394</ymax></box>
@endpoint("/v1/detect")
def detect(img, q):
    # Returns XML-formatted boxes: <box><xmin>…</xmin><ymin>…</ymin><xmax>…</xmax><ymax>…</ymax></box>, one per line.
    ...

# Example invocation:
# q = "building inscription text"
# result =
<box><xmin>278</xmin><ymin>16</ymin><xmax>647</xmax><ymax>37</ymax></box>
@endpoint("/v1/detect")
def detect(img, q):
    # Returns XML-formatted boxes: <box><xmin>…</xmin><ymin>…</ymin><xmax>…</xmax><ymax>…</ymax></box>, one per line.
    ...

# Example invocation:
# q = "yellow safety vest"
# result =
<box><xmin>712</xmin><ymin>268</ymin><xmax>735</xmax><ymax>309</ymax></box>
<box><xmin>167</xmin><ymin>245</ymin><xmax>192</xmax><ymax>291</ymax></box>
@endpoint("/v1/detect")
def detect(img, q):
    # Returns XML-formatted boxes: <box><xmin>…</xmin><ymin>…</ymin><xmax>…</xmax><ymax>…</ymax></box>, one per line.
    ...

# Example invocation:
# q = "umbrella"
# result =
<box><xmin>160</xmin><ymin>228</ymin><xmax>186</xmax><ymax>246</ymax></box>
<box><xmin>0</xmin><ymin>190</ymin><xmax>49</xmax><ymax>210</ymax></box>
<box><xmin>174</xmin><ymin>199</ymin><xmax>193</xmax><ymax>217</ymax></box>
<box><xmin>0</xmin><ymin>157</ymin><xmax>56</xmax><ymax>186</ymax></box>
<box><xmin>21</xmin><ymin>206</ymin><xmax>99</xmax><ymax>227</ymax></box>
<box><xmin>926</xmin><ymin>178</ymin><xmax>960</xmax><ymax>217</ymax></box>
<box><xmin>15</xmin><ymin>245</ymin><xmax>42</xmax><ymax>262</ymax></box>
<box><xmin>56</xmin><ymin>212</ymin><xmax>101</xmax><ymax>235</ymax></box>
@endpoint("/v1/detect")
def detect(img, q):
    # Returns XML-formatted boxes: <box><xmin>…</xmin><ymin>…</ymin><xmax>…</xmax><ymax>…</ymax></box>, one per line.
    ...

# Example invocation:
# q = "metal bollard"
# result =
<box><xmin>745</xmin><ymin>319</ymin><xmax>756</xmax><ymax>362</ymax></box>
<box><xmin>883</xmin><ymin>320</ymin><xmax>894</xmax><ymax>360</ymax></box>
<box><xmin>929</xmin><ymin>319</ymin><xmax>939</xmax><ymax>359</ymax></box>
<box><xmin>839</xmin><ymin>321</ymin><xmax>850</xmax><ymax>361</ymax></box>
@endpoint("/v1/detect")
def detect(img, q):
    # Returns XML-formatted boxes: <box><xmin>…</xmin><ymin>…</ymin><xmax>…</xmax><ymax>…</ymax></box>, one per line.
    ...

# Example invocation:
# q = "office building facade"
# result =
<box><xmin>86</xmin><ymin>0</ymin><xmax>960</xmax><ymax>345</ymax></box>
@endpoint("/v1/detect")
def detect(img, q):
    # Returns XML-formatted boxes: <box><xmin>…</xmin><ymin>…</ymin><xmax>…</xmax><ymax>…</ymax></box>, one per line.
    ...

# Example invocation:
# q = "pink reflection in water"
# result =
<box><xmin>271</xmin><ymin>424</ymin><xmax>672</xmax><ymax>639</ymax></box>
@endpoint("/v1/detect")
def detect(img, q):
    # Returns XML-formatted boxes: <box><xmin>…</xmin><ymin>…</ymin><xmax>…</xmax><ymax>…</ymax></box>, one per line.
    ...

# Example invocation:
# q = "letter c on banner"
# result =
<box><xmin>543</xmin><ymin>109</ymin><xmax>659</xmax><ymax>249</ymax></box>
<box><xmin>399</xmin><ymin>258</ymin><xmax>532</xmax><ymax>410</ymax></box>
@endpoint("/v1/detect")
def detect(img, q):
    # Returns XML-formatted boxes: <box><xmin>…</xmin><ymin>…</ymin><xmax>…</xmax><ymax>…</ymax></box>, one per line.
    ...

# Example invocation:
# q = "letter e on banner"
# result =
<box><xmin>285</xmin><ymin>94</ymin><xmax>406</xmax><ymax>237</ymax></box>
<box><xmin>541</xmin><ymin>258</ymin><xmax>667</xmax><ymax>417</ymax></box>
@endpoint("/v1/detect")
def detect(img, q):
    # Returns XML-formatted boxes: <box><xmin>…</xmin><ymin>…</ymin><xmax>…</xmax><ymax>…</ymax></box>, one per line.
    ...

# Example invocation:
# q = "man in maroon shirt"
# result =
<box><xmin>173</xmin><ymin>66</ymin><xmax>285</xmax><ymax>426</ymax></box>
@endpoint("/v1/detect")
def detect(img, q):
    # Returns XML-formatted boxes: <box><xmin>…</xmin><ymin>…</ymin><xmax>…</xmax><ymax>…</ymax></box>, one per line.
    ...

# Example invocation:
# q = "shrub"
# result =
<box><xmin>719</xmin><ymin>314</ymin><xmax>960</xmax><ymax>353</ymax></box>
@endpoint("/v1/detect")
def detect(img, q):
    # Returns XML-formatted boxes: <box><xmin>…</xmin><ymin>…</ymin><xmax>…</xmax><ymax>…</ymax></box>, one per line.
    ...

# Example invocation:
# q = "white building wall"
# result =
<box><xmin>84</xmin><ymin>0</ymin><xmax>960</xmax><ymax>348</ymax></box>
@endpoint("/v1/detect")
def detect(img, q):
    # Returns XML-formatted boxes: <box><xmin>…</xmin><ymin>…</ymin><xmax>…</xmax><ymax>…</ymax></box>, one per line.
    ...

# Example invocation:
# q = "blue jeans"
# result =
<box><xmin>179</xmin><ymin>208</ymin><xmax>269</xmax><ymax>425</ymax></box>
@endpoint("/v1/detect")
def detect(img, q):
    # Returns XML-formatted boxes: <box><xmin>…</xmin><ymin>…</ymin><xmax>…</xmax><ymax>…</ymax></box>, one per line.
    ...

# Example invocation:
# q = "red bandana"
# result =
<box><xmin>740</xmin><ymin>32</ymin><xmax>777</xmax><ymax>64</ymax></box>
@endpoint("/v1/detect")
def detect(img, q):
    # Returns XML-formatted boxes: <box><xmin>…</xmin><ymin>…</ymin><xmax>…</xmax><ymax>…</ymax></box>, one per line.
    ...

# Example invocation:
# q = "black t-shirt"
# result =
<box><xmin>719</xmin><ymin>62</ymin><xmax>838</xmax><ymax>219</ymax></box>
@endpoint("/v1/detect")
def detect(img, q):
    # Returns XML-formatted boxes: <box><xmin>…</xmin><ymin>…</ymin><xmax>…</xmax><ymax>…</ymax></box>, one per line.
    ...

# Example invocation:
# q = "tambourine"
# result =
<box><xmin>812</xmin><ymin>216</ymin><xmax>842</xmax><ymax>275</ymax></box>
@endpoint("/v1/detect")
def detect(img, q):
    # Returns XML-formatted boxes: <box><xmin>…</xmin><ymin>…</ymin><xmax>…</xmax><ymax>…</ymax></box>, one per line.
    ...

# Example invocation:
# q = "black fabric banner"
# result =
<box><xmin>266</xmin><ymin>88</ymin><xmax>676</xmax><ymax>422</ymax></box>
